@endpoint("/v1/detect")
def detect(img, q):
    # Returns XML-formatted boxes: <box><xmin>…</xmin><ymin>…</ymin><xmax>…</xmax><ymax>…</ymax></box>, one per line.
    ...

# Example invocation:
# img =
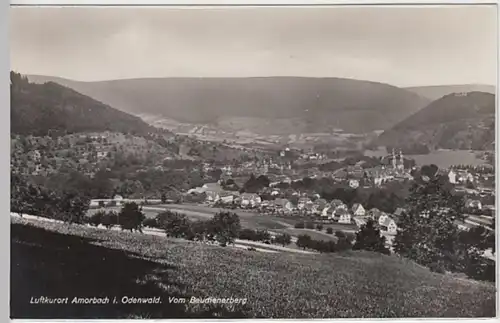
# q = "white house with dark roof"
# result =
<box><xmin>297</xmin><ymin>197</ymin><xmax>312</xmax><ymax>210</ymax></box>
<box><xmin>333</xmin><ymin>209</ymin><xmax>351</xmax><ymax>224</ymax></box>
<box><xmin>380</xmin><ymin>216</ymin><xmax>398</xmax><ymax>235</ymax></box>
<box><xmin>330</xmin><ymin>199</ymin><xmax>348</xmax><ymax>210</ymax></box>
<box><xmin>273</xmin><ymin>198</ymin><xmax>294</xmax><ymax>214</ymax></box>
<box><xmin>241</xmin><ymin>193</ymin><xmax>262</xmax><ymax>208</ymax></box>
<box><xmin>352</xmin><ymin>203</ymin><xmax>366</xmax><ymax>217</ymax></box>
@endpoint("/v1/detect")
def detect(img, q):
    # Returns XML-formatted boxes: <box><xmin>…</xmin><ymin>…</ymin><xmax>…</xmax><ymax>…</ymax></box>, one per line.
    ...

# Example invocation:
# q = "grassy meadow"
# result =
<box><xmin>11</xmin><ymin>217</ymin><xmax>496</xmax><ymax>319</ymax></box>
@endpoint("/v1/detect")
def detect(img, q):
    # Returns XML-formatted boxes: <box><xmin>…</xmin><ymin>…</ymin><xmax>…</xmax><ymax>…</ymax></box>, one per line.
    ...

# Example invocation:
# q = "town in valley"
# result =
<box><xmin>9</xmin><ymin>5</ymin><xmax>497</xmax><ymax>320</ymax></box>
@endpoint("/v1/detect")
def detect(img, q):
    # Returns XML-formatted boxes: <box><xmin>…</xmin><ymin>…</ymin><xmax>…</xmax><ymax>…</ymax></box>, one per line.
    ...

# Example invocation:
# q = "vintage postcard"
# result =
<box><xmin>9</xmin><ymin>4</ymin><xmax>497</xmax><ymax>319</ymax></box>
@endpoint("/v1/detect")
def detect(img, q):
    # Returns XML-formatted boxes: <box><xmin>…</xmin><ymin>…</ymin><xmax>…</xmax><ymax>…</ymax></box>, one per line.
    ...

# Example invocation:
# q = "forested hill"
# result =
<box><xmin>11</xmin><ymin>72</ymin><xmax>155</xmax><ymax>137</ymax></box>
<box><xmin>405</xmin><ymin>84</ymin><xmax>495</xmax><ymax>101</ymax></box>
<box><xmin>377</xmin><ymin>91</ymin><xmax>495</xmax><ymax>151</ymax></box>
<box><xmin>27</xmin><ymin>75</ymin><xmax>430</xmax><ymax>134</ymax></box>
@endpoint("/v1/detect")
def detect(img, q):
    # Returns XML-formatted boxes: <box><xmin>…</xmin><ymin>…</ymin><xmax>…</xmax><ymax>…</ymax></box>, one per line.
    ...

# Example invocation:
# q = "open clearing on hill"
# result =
<box><xmin>11</xmin><ymin>217</ymin><xmax>495</xmax><ymax>319</ymax></box>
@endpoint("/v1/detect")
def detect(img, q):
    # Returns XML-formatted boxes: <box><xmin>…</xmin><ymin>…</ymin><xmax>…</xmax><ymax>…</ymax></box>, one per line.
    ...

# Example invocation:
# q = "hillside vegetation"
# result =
<box><xmin>377</xmin><ymin>92</ymin><xmax>495</xmax><ymax>151</ymax></box>
<box><xmin>11</xmin><ymin>217</ymin><xmax>495</xmax><ymax>319</ymax></box>
<box><xmin>11</xmin><ymin>72</ymin><xmax>155</xmax><ymax>136</ymax></box>
<box><xmin>406</xmin><ymin>84</ymin><xmax>495</xmax><ymax>101</ymax></box>
<box><xmin>27</xmin><ymin>75</ymin><xmax>430</xmax><ymax>134</ymax></box>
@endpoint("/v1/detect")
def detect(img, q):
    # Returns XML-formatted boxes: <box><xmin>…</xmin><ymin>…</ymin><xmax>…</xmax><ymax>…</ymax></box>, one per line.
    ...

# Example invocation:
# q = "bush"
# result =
<box><xmin>345</xmin><ymin>232</ymin><xmax>356</xmax><ymax>244</ymax></box>
<box><xmin>429</xmin><ymin>261</ymin><xmax>446</xmax><ymax>274</ymax></box>
<box><xmin>326</xmin><ymin>227</ymin><xmax>334</xmax><ymax>234</ymax></box>
<box><xmin>305</xmin><ymin>222</ymin><xmax>315</xmax><ymax>230</ymax></box>
<box><xmin>255</xmin><ymin>230</ymin><xmax>271</xmax><ymax>243</ymax></box>
<box><xmin>316</xmin><ymin>224</ymin><xmax>323</xmax><ymax>231</ymax></box>
<box><xmin>157</xmin><ymin>211</ymin><xmax>192</xmax><ymax>238</ymax></box>
<box><xmin>142</xmin><ymin>217</ymin><xmax>158</xmax><ymax>228</ymax></box>
<box><xmin>335</xmin><ymin>230</ymin><xmax>346</xmax><ymax>239</ymax></box>
<box><xmin>239</xmin><ymin>228</ymin><xmax>258</xmax><ymax>241</ymax></box>
<box><xmin>296</xmin><ymin>234</ymin><xmax>312</xmax><ymax>250</ymax></box>
<box><xmin>101</xmin><ymin>211</ymin><xmax>118</xmax><ymax>229</ymax></box>
<box><xmin>274</xmin><ymin>233</ymin><xmax>292</xmax><ymax>246</ymax></box>
<box><xmin>336</xmin><ymin>237</ymin><xmax>353</xmax><ymax>252</ymax></box>
<box><xmin>88</xmin><ymin>211</ymin><xmax>104</xmax><ymax>227</ymax></box>
<box><xmin>185</xmin><ymin>220</ymin><xmax>210</xmax><ymax>241</ymax></box>
<box><xmin>294</xmin><ymin>221</ymin><xmax>305</xmax><ymax>229</ymax></box>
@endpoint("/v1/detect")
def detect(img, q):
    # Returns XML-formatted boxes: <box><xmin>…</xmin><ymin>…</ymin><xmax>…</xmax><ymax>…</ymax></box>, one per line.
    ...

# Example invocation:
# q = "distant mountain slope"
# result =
<box><xmin>27</xmin><ymin>75</ymin><xmax>430</xmax><ymax>134</ymax></box>
<box><xmin>377</xmin><ymin>91</ymin><xmax>495</xmax><ymax>151</ymax></box>
<box><xmin>406</xmin><ymin>84</ymin><xmax>495</xmax><ymax>101</ymax></box>
<box><xmin>11</xmin><ymin>72</ymin><xmax>155</xmax><ymax>136</ymax></box>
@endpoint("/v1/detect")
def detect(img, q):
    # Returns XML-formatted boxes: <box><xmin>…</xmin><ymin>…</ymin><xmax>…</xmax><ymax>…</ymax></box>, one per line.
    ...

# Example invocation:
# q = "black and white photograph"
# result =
<box><xmin>9</xmin><ymin>3</ymin><xmax>498</xmax><ymax>319</ymax></box>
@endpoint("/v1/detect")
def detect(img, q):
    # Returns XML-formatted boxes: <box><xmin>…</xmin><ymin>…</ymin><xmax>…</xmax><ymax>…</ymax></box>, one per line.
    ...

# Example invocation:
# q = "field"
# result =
<box><xmin>87</xmin><ymin>204</ymin><xmax>359</xmax><ymax>245</ymax></box>
<box><xmin>11</xmin><ymin>217</ymin><xmax>496</xmax><ymax>319</ymax></box>
<box><xmin>87</xmin><ymin>204</ymin><xmax>357</xmax><ymax>241</ymax></box>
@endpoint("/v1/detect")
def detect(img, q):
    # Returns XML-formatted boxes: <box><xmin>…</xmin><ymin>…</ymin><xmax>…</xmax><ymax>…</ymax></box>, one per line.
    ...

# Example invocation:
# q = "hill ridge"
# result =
<box><xmin>26</xmin><ymin>74</ymin><xmax>431</xmax><ymax>135</ymax></box>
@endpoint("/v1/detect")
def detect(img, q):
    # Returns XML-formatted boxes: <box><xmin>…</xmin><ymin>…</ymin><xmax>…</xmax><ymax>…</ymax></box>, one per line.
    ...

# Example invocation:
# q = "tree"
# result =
<box><xmin>56</xmin><ymin>190</ymin><xmax>90</xmax><ymax>224</ymax></box>
<box><xmin>143</xmin><ymin>217</ymin><xmax>158</xmax><ymax>228</ymax></box>
<box><xmin>353</xmin><ymin>219</ymin><xmax>390</xmax><ymax>255</ymax></box>
<box><xmin>335</xmin><ymin>230</ymin><xmax>346</xmax><ymax>239</ymax></box>
<box><xmin>209</xmin><ymin>212</ymin><xmax>241</xmax><ymax>246</ymax></box>
<box><xmin>118</xmin><ymin>202</ymin><xmax>145</xmax><ymax>232</ymax></box>
<box><xmin>274</xmin><ymin>233</ymin><xmax>292</xmax><ymax>246</ymax></box>
<box><xmin>326</xmin><ymin>227</ymin><xmax>334</xmax><ymax>234</ymax></box>
<box><xmin>316</xmin><ymin>224</ymin><xmax>323</xmax><ymax>231</ymax></box>
<box><xmin>101</xmin><ymin>211</ymin><xmax>118</xmax><ymax>229</ymax></box>
<box><xmin>393</xmin><ymin>172</ymin><xmax>466</xmax><ymax>271</ymax></box>
<box><xmin>88</xmin><ymin>211</ymin><xmax>104</xmax><ymax>227</ymax></box>
<box><xmin>156</xmin><ymin>211</ymin><xmax>192</xmax><ymax>238</ymax></box>
<box><xmin>296</xmin><ymin>234</ymin><xmax>312</xmax><ymax>250</ymax></box>
<box><xmin>185</xmin><ymin>220</ymin><xmax>210</xmax><ymax>242</ymax></box>
<box><xmin>10</xmin><ymin>173</ymin><xmax>31</xmax><ymax>216</ymax></box>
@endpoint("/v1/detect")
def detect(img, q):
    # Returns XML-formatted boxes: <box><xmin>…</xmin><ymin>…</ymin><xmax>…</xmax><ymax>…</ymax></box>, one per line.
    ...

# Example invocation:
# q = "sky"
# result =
<box><xmin>9</xmin><ymin>5</ymin><xmax>498</xmax><ymax>87</ymax></box>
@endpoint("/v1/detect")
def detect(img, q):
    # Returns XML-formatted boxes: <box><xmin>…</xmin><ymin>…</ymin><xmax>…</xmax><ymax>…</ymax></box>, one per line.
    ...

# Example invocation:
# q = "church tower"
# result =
<box><xmin>398</xmin><ymin>150</ymin><xmax>404</xmax><ymax>171</ymax></box>
<box><xmin>392</xmin><ymin>149</ymin><xmax>397</xmax><ymax>169</ymax></box>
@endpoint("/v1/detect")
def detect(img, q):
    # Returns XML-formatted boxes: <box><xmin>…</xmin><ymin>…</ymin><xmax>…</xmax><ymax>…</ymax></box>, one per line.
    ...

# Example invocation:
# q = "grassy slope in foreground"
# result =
<box><xmin>11</xmin><ymin>217</ymin><xmax>495</xmax><ymax>319</ymax></box>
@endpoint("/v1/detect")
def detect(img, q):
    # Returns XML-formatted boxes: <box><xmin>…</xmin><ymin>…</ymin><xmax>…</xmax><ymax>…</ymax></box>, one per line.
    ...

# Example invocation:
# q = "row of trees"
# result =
<box><xmin>11</xmin><ymin>173</ymin><xmax>90</xmax><ymax>224</ymax></box>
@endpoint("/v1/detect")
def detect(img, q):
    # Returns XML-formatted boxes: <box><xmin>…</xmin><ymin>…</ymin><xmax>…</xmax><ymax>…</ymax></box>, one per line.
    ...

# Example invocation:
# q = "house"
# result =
<box><xmin>273</xmin><ymin>198</ymin><xmax>294</xmax><ymax>214</ymax></box>
<box><xmin>380</xmin><ymin>216</ymin><xmax>398</xmax><ymax>234</ymax></box>
<box><xmin>466</xmin><ymin>199</ymin><xmax>482</xmax><ymax>210</ymax></box>
<box><xmin>271</xmin><ymin>189</ymin><xmax>280</xmax><ymax>196</ymax></box>
<box><xmin>297</xmin><ymin>197</ymin><xmax>312</xmax><ymax>210</ymax></box>
<box><xmin>330</xmin><ymin>199</ymin><xmax>347</xmax><ymax>210</ymax></box>
<box><xmin>348</xmin><ymin>179</ymin><xmax>360</xmax><ymax>189</ymax></box>
<box><xmin>351</xmin><ymin>203</ymin><xmax>366</xmax><ymax>217</ymax></box>
<box><xmin>303</xmin><ymin>202</ymin><xmax>317</xmax><ymax>215</ymax></box>
<box><xmin>314</xmin><ymin>198</ymin><xmax>328</xmax><ymax>210</ymax></box>
<box><xmin>378</xmin><ymin>213</ymin><xmax>390</xmax><ymax>227</ymax></box>
<box><xmin>321</xmin><ymin>206</ymin><xmax>334</xmax><ymax>218</ymax></box>
<box><xmin>113</xmin><ymin>195</ymin><xmax>124</xmax><ymax>206</ymax></box>
<box><xmin>333</xmin><ymin>209</ymin><xmax>351</xmax><ymax>224</ymax></box>
<box><xmin>218</xmin><ymin>191</ymin><xmax>235</xmax><ymax>204</ymax></box>
<box><xmin>448</xmin><ymin>170</ymin><xmax>457</xmax><ymax>184</ymax></box>
<box><xmin>366</xmin><ymin>208</ymin><xmax>382</xmax><ymax>221</ymax></box>
<box><xmin>241</xmin><ymin>193</ymin><xmax>262</xmax><ymax>208</ymax></box>
<box><xmin>205</xmin><ymin>191</ymin><xmax>221</xmax><ymax>204</ymax></box>
<box><xmin>393</xmin><ymin>208</ymin><xmax>406</xmax><ymax>218</ymax></box>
